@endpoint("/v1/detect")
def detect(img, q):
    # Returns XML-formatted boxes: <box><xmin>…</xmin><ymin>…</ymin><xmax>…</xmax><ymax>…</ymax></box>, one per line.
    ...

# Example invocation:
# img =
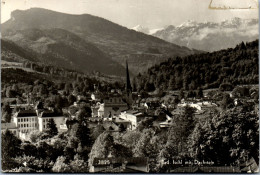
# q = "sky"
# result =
<box><xmin>1</xmin><ymin>0</ymin><xmax>258</xmax><ymax>29</ymax></box>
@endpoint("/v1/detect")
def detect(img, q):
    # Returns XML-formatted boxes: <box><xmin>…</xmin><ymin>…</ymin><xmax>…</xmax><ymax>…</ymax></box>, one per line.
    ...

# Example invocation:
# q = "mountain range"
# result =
<box><xmin>1</xmin><ymin>8</ymin><xmax>200</xmax><ymax>76</ymax></box>
<box><xmin>132</xmin><ymin>18</ymin><xmax>258</xmax><ymax>52</ymax></box>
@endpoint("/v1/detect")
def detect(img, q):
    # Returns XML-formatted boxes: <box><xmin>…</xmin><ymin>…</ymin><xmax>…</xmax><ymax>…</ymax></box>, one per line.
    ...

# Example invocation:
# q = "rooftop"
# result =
<box><xmin>122</xmin><ymin>110</ymin><xmax>143</xmax><ymax>115</ymax></box>
<box><xmin>16</xmin><ymin>110</ymin><xmax>37</xmax><ymax>117</ymax></box>
<box><xmin>40</xmin><ymin>110</ymin><xmax>64</xmax><ymax>118</ymax></box>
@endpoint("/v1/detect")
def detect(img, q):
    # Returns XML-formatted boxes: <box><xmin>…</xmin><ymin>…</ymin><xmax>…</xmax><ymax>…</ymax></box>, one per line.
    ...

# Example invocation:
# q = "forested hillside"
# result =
<box><xmin>135</xmin><ymin>40</ymin><xmax>259</xmax><ymax>92</ymax></box>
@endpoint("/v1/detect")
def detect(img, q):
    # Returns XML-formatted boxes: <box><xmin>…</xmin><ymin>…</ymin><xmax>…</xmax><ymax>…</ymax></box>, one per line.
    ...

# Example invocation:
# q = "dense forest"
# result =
<box><xmin>135</xmin><ymin>40</ymin><xmax>259</xmax><ymax>92</ymax></box>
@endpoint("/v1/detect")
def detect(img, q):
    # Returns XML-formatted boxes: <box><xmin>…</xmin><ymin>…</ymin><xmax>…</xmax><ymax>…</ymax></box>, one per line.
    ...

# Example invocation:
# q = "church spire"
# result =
<box><xmin>126</xmin><ymin>60</ymin><xmax>132</xmax><ymax>94</ymax></box>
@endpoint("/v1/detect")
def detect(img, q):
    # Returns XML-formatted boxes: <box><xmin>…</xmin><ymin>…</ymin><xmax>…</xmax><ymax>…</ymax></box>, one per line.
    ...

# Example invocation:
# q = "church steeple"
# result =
<box><xmin>126</xmin><ymin>60</ymin><xmax>132</xmax><ymax>94</ymax></box>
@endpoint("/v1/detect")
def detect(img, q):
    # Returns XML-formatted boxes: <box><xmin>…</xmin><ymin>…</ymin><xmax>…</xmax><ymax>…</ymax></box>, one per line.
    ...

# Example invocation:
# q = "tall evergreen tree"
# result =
<box><xmin>46</xmin><ymin>119</ymin><xmax>58</xmax><ymax>137</ymax></box>
<box><xmin>76</xmin><ymin>122</ymin><xmax>92</xmax><ymax>147</ymax></box>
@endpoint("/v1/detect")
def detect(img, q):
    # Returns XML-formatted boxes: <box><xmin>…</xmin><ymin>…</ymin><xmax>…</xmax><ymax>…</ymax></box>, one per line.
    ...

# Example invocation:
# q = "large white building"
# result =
<box><xmin>13</xmin><ymin>109</ymin><xmax>67</xmax><ymax>135</ymax></box>
<box><xmin>38</xmin><ymin>110</ymin><xmax>66</xmax><ymax>132</ymax></box>
<box><xmin>119</xmin><ymin>110</ymin><xmax>146</xmax><ymax>130</ymax></box>
<box><xmin>13</xmin><ymin>110</ymin><xmax>38</xmax><ymax>134</ymax></box>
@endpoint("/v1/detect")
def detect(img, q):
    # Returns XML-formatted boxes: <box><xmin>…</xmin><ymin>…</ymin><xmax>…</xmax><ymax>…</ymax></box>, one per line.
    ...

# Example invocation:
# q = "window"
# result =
<box><xmin>27</xmin><ymin>124</ymin><xmax>28</xmax><ymax>127</ymax></box>
<box><xmin>21</xmin><ymin>118</ymin><xmax>23</xmax><ymax>122</ymax></box>
<box><xmin>18</xmin><ymin>124</ymin><xmax>20</xmax><ymax>127</ymax></box>
<box><xmin>18</xmin><ymin>119</ymin><xmax>20</xmax><ymax>122</ymax></box>
<box><xmin>32</xmin><ymin>118</ymin><xmax>34</xmax><ymax>121</ymax></box>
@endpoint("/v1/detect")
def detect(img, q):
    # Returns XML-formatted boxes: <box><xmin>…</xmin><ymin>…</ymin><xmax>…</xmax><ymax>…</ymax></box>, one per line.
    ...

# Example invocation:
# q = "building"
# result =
<box><xmin>144</xmin><ymin>101</ymin><xmax>161</xmax><ymax>110</ymax></box>
<box><xmin>91</xmin><ymin>103</ymin><xmax>100</xmax><ymax>117</ymax></box>
<box><xmin>38</xmin><ymin>110</ymin><xmax>66</xmax><ymax>132</ymax></box>
<box><xmin>98</xmin><ymin>94</ymin><xmax>128</xmax><ymax>118</ymax></box>
<box><xmin>113</xmin><ymin>118</ymin><xmax>132</xmax><ymax>130</ymax></box>
<box><xmin>13</xmin><ymin>110</ymin><xmax>38</xmax><ymax>134</ymax></box>
<box><xmin>91</xmin><ymin>92</ymin><xmax>103</xmax><ymax>102</ymax></box>
<box><xmin>119</xmin><ymin>110</ymin><xmax>147</xmax><ymax>130</ymax></box>
<box><xmin>159</xmin><ymin>120</ymin><xmax>172</xmax><ymax>128</ymax></box>
<box><xmin>13</xmin><ymin>109</ymin><xmax>67</xmax><ymax>136</ymax></box>
<box><xmin>1</xmin><ymin>122</ymin><xmax>19</xmax><ymax>137</ymax></box>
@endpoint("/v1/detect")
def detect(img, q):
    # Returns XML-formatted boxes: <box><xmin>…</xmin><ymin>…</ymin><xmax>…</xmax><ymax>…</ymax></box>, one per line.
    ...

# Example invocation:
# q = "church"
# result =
<box><xmin>97</xmin><ymin>60</ymin><xmax>133</xmax><ymax>118</ymax></box>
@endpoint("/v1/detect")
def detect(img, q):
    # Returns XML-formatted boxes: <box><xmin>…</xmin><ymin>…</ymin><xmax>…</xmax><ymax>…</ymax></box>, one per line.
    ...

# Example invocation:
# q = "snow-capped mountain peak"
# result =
<box><xmin>152</xmin><ymin>17</ymin><xmax>258</xmax><ymax>52</ymax></box>
<box><xmin>131</xmin><ymin>25</ymin><xmax>150</xmax><ymax>34</ymax></box>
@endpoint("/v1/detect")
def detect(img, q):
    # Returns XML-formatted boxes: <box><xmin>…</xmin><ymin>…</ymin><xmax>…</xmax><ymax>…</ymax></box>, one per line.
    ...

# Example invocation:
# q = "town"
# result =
<box><xmin>1</xmin><ymin>60</ymin><xmax>259</xmax><ymax>173</ymax></box>
<box><xmin>1</xmin><ymin>3</ymin><xmax>259</xmax><ymax>173</ymax></box>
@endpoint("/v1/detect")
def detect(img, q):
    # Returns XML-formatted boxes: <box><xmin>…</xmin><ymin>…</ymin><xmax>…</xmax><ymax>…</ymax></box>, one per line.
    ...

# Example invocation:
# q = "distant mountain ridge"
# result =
<box><xmin>152</xmin><ymin>17</ymin><xmax>258</xmax><ymax>52</ymax></box>
<box><xmin>2</xmin><ymin>8</ymin><xmax>200</xmax><ymax>76</ymax></box>
<box><xmin>2</xmin><ymin>28</ymin><xmax>126</xmax><ymax>75</ymax></box>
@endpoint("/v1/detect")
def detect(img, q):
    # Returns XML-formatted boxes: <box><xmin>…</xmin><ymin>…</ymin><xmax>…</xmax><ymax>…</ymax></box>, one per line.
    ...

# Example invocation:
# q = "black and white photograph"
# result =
<box><xmin>1</xmin><ymin>0</ymin><xmax>259</xmax><ymax>173</ymax></box>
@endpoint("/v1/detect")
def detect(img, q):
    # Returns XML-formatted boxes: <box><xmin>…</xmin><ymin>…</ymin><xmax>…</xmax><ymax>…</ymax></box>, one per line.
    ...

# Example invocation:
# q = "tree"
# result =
<box><xmin>132</xmin><ymin>78</ymin><xmax>137</xmax><ymax>92</ymax></box>
<box><xmin>157</xmin><ymin>127</ymin><xmax>179</xmax><ymax>171</ymax></box>
<box><xmin>118</xmin><ymin>123</ymin><xmax>126</xmax><ymax>132</ymax></box>
<box><xmin>12</xmin><ymin>84</ymin><xmax>19</xmax><ymax>91</ymax></box>
<box><xmin>181</xmin><ymin>106</ymin><xmax>196</xmax><ymax>137</ymax></box>
<box><xmin>188</xmin><ymin>106</ymin><xmax>259</xmax><ymax>165</ymax></box>
<box><xmin>28</xmin><ymin>130</ymin><xmax>42</xmax><ymax>143</ymax></box>
<box><xmin>219</xmin><ymin>82</ymin><xmax>234</xmax><ymax>91</ymax></box>
<box><xmin>6</xmin><ymin>88</ymin><xmax>17</xmax><ymax>98</ymax></box>
<box><xmin>221</xmin><ymin>93</ymin><xmax>234</xmax><ymax>109</ymax></box>
<box><xmin>69</xmin><ymin>154</ymin><xmax>89</xmax><ymax>172</ymax></box>
<box><xmin>133</xmin><ymin>129</ymin><xmax>164</xmax><ymax>172</ymax></box>
<box><xmin>2</xmin><ymin>130</ymin><xmax>21</xmax><ymax>170</ymax></box>
<box><xmin>137</xmin><ymin>118</ymin><xmax>154</xmax><ymax>131</ymax></box>
<box><xmin>64</xmin><ymin>83</ymin><xmax>71</xmax><ymax>95</ymax></box>
<box><xmin>179</xmin><ymin>89</ymin><xmax>185</xmax><ymax>99</ymax></box>
<box><xmin>91</xmin><ymin>124</ymin><xmax>105</xmax><ymax>140</ymax></box>
<box><xmin>2</xmin><ymin>102</ymin><xmax>12</xmax><ymax>114</ymax></box>
<box><xmin>77</xmin><ymin>106</ymin><xmax>92</xmax><ymax>123</ymax></box>
<box><xmin>122</xmin><ymin>130</ymin><xmax>142</xmax><ymax>150</ymax></box>
<box><xmin>52</xmin><ymin>156</ymin><xmax>71</xmax><ymax>173</ymax></box>
<box><xmin>68</xmin><ymin>95</ymin><xmax>77</xmax><ymax>105</ymax></box>
<box><xmin>197</xmin><ymin>87</ymin><xmax>203</xmax><ymax>98</ymax></box>
<box><xmin>76</xmin><ymin>122</ymin><xmax>93</xmax><ymax>147</ymax></box>
<box><xmin>2</xmin><ymin>112</ymin><xmax>12</xmax><ymax>123</ymax></box>
<box><xmin>168</xmin><ymin>75</ymin><xmax>175</xmax><ymax>90</ymax></box>
<box><xmin>88</xmin><ymin>132</ymin><xmax>114</xmax><ymax>168</ymax></box>
<box><xmin>46</xmin><ymin>119</ymin><xmax>58</xmax><ymax>137</ymax></box>
<box><xmin>145</xmin><ymin>82</ymin><xmax>155</xmax><ymax>92</ymax></box>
